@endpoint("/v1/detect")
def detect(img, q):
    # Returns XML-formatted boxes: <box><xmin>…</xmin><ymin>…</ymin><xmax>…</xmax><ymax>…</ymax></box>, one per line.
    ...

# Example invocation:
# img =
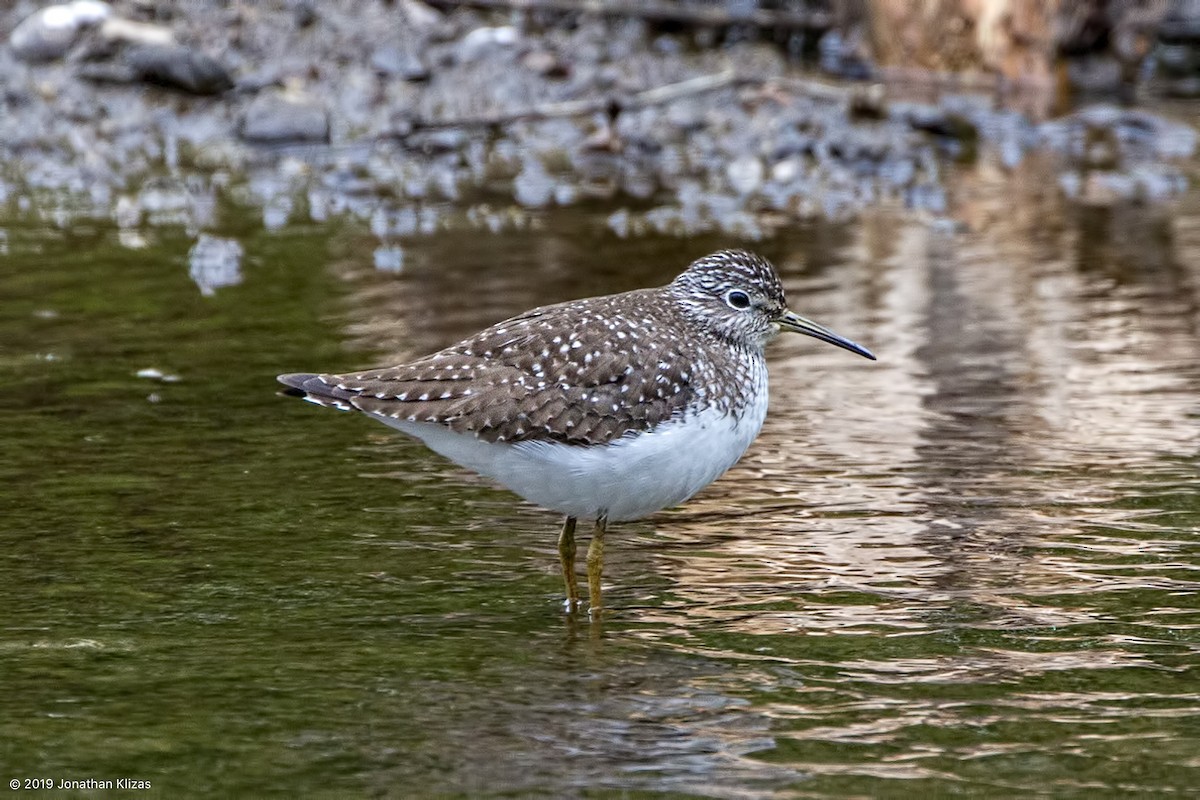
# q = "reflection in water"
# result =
<box><xmin>298</xmin><ymin>167</ymin><xmax>1200</xmax><ymax>792</ymax></box>
<box><xmin>2</xmin><ymin>167</ymin><xmax>1198</xmax><ymax>796</ymax></box>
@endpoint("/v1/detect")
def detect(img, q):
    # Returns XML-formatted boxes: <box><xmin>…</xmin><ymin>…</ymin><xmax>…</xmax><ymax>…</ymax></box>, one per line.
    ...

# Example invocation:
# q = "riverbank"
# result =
<box><xmin>1</xmin><ymin>0</ymin><xmax>1197</xmax><ymax>239</ymax></box>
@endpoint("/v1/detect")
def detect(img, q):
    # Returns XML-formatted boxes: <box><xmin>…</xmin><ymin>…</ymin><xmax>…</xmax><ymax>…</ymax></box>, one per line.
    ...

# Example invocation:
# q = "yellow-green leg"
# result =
<box><xmin>558</xmin><ymin>516</ymin><xmax>580</xmax><ymax>611</ymax></box>
<box><xmin>586</xmin><ymin>515</ymin><xmax>608</xmax><ymax>613</ymax></box>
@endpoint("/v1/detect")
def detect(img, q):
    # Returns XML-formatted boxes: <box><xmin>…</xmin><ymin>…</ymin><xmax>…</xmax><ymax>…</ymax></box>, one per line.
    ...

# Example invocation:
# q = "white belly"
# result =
<box><xmin>373</xmin><ymin>378</ymin><xmax>769</xmax><ymax>522</ymax></box>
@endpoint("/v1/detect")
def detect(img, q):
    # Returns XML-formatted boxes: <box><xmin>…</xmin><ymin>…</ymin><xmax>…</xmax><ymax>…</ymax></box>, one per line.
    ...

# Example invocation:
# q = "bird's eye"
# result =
<box><xmin>725</xmin><ymin>290</ymin><xmax>752</xmax><ymax>310</ymax></box>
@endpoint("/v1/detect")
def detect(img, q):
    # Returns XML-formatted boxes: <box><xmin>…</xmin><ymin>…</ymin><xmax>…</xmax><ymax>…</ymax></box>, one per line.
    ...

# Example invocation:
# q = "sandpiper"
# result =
<box><xmin>279</xmin><ymin>249</ymin><xmax>875</xmax><ymax>612</ymax></box>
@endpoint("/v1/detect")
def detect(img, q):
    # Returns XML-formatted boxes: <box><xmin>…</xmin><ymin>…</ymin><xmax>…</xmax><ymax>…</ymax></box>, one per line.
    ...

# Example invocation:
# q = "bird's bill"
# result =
<box><xmin>776</xmin><ymin>310</ymin><xmax>876</xmax><ymax>360</ymax></box>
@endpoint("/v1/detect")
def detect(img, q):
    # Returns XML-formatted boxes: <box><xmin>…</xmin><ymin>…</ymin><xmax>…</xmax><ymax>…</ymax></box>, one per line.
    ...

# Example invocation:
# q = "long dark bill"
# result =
<box><xmin>777</xmin><ymin>310</ymin><xmax>876</xmax><ymax>360</ymax></box>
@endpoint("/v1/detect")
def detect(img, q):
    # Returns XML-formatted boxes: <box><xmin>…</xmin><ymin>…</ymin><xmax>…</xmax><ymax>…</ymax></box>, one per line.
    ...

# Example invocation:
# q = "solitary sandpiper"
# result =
<box><xmin>279</xmin><ymin>249</ymin><xmax>875</xmax><ymax>612</ymax></box>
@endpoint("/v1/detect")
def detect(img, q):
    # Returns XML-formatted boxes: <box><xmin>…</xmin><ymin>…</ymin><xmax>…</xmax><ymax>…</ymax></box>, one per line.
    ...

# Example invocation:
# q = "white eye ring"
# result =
<box><xmin>725</xmin><ymin>289</ymin><xmax>752</xmax><ymax>310</ymax></box>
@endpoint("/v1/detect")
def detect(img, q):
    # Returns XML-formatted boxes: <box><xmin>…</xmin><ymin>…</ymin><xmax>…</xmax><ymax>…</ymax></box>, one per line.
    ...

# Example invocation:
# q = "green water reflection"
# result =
<box><xmin>1</xmin><ymin>189</ymin><xmax>1198</xmax><ymax>798</ymax></box>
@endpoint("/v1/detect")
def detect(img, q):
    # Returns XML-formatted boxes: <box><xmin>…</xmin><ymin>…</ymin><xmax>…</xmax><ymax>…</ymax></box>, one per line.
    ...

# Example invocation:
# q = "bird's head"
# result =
<box><xmin>669</xmin><ymin>249</ymin><xmax>876</xmax><ymax>359</ymax></box>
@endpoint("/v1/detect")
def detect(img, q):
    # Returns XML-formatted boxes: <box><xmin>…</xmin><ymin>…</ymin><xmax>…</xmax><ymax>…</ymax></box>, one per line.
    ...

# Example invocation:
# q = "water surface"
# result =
<box><xmin>1</xmin><ymin>166</ymin><xmax>1198</xmax><ymax>797</ymax></box>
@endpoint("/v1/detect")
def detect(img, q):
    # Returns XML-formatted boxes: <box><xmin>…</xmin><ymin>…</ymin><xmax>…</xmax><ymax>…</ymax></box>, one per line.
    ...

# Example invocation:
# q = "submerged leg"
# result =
<box><xmin>586</xmin><ymin>515</ymin><xmax>608</xmax><ymax>613</ymax></box>
<box><xmin>558</xmin><ymin>516</ymin><xmax>580</xmax><ymax>611</ymax></box>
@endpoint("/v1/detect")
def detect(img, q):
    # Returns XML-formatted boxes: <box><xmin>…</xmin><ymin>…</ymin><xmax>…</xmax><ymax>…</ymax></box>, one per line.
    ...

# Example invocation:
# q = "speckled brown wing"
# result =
<box><xmin>290</xmin><ymin>290</ymin><xmax>703</xmax><ymax>446</ymax></box>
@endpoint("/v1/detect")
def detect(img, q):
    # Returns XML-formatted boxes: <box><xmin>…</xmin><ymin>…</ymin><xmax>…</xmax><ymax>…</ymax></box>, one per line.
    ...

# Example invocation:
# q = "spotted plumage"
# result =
<box><xmin>279</xmin><ymin>249</ymin><xmax>875</xmax><ymax>612</ymax></box>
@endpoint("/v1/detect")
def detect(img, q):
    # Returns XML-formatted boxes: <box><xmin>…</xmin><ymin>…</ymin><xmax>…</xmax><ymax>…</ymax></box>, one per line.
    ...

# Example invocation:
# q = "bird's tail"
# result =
<box><xmin>277</xmin><ymin>373</ymin><xmax>356</xmax><ymax>411</ymax></box>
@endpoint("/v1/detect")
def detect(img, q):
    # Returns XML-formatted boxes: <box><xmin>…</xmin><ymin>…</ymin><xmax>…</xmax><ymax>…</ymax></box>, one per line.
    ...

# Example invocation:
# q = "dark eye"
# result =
<box><xmin>725</xmin><ymin>290</ymin><xmax>751</xmax><ymax>310</ymax></box>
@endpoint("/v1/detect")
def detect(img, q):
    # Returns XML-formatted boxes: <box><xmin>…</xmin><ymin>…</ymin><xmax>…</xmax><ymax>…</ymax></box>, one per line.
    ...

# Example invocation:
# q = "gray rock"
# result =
<box><xmin>520</xmin><ymin>49</ymin><xmax>569</xmax><ymax>79</ymax></box>
<box><xmin>241</xmin><ymin>91</ymin><xmax>330</xmax><ymax>144</ymax></box>
<box><xmin>1159</xmin><ymin>1</ymin><xmax>1200</xmax><ymax>42</ymax></box>
<box><xmin>371</xmin><ymin>45</ymin><xmax>429</xmax><ymax>81</ymax></box>
<box><xmin>124</xmin><ymin>45</ymin><xmax>233</xmax><ymax>95</ymax></box>
<box><xmin>726</xmin><ymin>155</ymin><xmax>764</xmax><ymax>195</ymax></box>
<box><xmin>457</xmin><ymin>25</ymin><xmax>517</xmax><ymax>63</ymax></box>
<box><xmin>292</xmin><ymin>0</ymin><xmax>317</xmax><ymax>28</ymax></box>
<box><xmin>10</xmin><ymin>0</ymin><xmax>111</xmax><ymax>62</ymax></box>
<box><xmin>399</xmin><ymin>0</ymin><xmax>442</xmax><ymax>31</ymax></box>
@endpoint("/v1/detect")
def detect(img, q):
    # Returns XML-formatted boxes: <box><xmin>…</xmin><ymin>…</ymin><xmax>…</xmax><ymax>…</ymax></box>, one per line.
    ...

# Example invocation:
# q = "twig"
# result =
<box><xmin>384</xmin><ymin>70</ymin><xmax>876</xmax><ymax>140</ymax></box>
<box><xmin>396</xmin><ymin>69</ymin><xmax>750</xmax><ymax>134</ymax></box>
<box><xmin>768</xmin><ymin>75</ymin><xmax>859</xmax><ymax>103</ymax></box>
<box><xmin>623</xmin><ymin>69</ymin><xmax>745</xmax><ymax>106</ymax></box>
<box><xmin>424</xmin><ymin>0</ymin><xmax>832</xmax><ymax>31</ymax></box>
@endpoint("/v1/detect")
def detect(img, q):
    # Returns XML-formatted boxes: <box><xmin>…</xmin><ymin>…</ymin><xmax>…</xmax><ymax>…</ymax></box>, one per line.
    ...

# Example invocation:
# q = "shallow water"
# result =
<box><xmin>2</xmin><ymin>164</ymin><xmax>1199</xmax><ymax>797</ymax></box>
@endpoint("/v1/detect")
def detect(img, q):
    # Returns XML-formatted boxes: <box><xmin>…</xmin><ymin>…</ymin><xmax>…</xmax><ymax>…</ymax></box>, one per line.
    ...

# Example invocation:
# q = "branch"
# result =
<box><xmin>382</xmin><ymin>70</ymin><xmax>873</xmax><ymax>141</ymax></box>
<box><xmin>424</xmin><ymin>0</ymin><xmax>832</xmax><ymax>31</ymax></box>
<box><xmin>395</xmin><ymin>69</ymin><xmax>751</xmax><ymax>134</ymax></box>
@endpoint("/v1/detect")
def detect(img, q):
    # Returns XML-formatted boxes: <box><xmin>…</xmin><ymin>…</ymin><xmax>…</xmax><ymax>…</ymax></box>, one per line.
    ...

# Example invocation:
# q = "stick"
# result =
<box><xmin>424</xmin><ymin>0</ymin><xmax>832</xmax><ymax>31</ymax></box>
<box><xmin>395</xmin><ymin>69</ymin><xmax>750</xmax><ymax>134</ymax></box>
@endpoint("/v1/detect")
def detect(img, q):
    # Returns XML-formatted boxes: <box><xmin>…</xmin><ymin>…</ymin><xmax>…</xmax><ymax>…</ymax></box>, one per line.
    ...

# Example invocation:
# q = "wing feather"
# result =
<box><xmin>285</xmin><ymin>292</ymin><xmax>701</xmax><ymax>445</ymax></box>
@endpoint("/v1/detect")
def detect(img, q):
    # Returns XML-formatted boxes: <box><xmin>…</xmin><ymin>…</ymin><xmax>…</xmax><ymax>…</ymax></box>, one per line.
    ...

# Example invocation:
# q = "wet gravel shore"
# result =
<box><xmin>1</xmin><ymin>0</ymin><xmax>1196</xmax><ymax>240</ymax></box>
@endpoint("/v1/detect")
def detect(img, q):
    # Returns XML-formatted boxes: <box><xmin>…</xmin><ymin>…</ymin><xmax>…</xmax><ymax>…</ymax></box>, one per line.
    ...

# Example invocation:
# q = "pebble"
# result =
<box><xmin>726</xmin><ymin>155</ymin><xmax>764</xmax><ymax>195</ymax></box>
<box><xmin>399</xmin><ymin>0</ymin><xmax>442</xmax><ymax>31</ymax></box>
<box><xmin>457</xmin><ymin>26</ymin><xmax>518</xmax><ymax>63</ymax></box>
<box><xmin>770</xmin><ymin>157</ymin><xmax>803</xmax><ymax>184</ymax></box>
<box><xmin>123</xmin><ymin>45</ymin><xmax>233</xmax><ymax>95</ymax></box>
<box><xmin>241</xmin><ymin>91</ymin><xmax>330</xmax><ymax>144</ymax></box>
<box><xmin>521</xmin><ymin>49</ymin><xmax>569</xmax><ymax>78</ymax></box>
<box><xmin>10</xmin><ymin>0</ymin><xmax>111</xmax><ymax>62</ymax></box>
<box><xmin>371</xmin><ymin>45</ymin><xmax>430</xmax><ymax>81</ymax></box>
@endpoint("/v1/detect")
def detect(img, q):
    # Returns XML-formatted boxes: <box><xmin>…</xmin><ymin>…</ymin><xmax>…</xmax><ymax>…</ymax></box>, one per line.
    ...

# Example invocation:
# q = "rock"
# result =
<box><xmin>665</xmin><ymin>100</ymin><xmax>706</xmax><ymax>133</ymax></box>
<box><xmin>726</xmin><ymin>155</ymin><xmax>764</xmax><ymax>195</ymax></box>
<box><xmin>895</xmin><ymin>104</ymin><xmax>979</xmax><ymax>142</ymax></box>
<box><xmin>818</xmin><ymin>28</ymin><xmax>874</xmax><ymax>80</ymax></box>
<box><xmin>1040</xmin><ymin>105</ymin><xmax>1198</xmax><ymax>163</ymax></box>
<box><xmin>124</xmin><ymin>45</ymin><xmax>234</xmax><ymax>95</ymax></box>
<box><xmin>457</xmin><ymin>25</ymin><xmax>518</xmax><ymax>63</ymax></box>
<box><xmin>406</xmin><ymin>128</ymin><xmax>467</xmax><ymax>154</ymax></box>
<box><xmin>1160</xmin><ymin>1</ymin><xmax>1200</xmax><ymax>43</ymax></box>
<box><xmin>521</xmin><ymin>49</ymin><xmax>569</xmax><ymax>78</ymax></box>
<box><xmin>292</xmin><ymin>0</ymin><xmax>317</xmax><ymax>28</ymax></box>
<box><xmin>399</xmin><ymin>0</ymin><xmax>442</xmax><ymax>31</ymax></box>
<box><xmin>241</xmin><ymin>91</ymin><xmax>330</xmax><ymax>144</ymax></box>
<box><xmin>1066</xmin><ymin>56</ymin><xmax>1124</xmax><ymax>94</ymax></box>
<box><xmin>371</xmin><ymin>44</ymin><xmax>430</xmax><ymax>81</ymax></box>
<box><xmin>10</xmin><ymin>0</ymin><xmax>111</xmax><ymax>62</ymax></box>
<box><xmin>770</xmin><ymin>157</ymin><xmax>804</xmax><ymax>184</ymax></box>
